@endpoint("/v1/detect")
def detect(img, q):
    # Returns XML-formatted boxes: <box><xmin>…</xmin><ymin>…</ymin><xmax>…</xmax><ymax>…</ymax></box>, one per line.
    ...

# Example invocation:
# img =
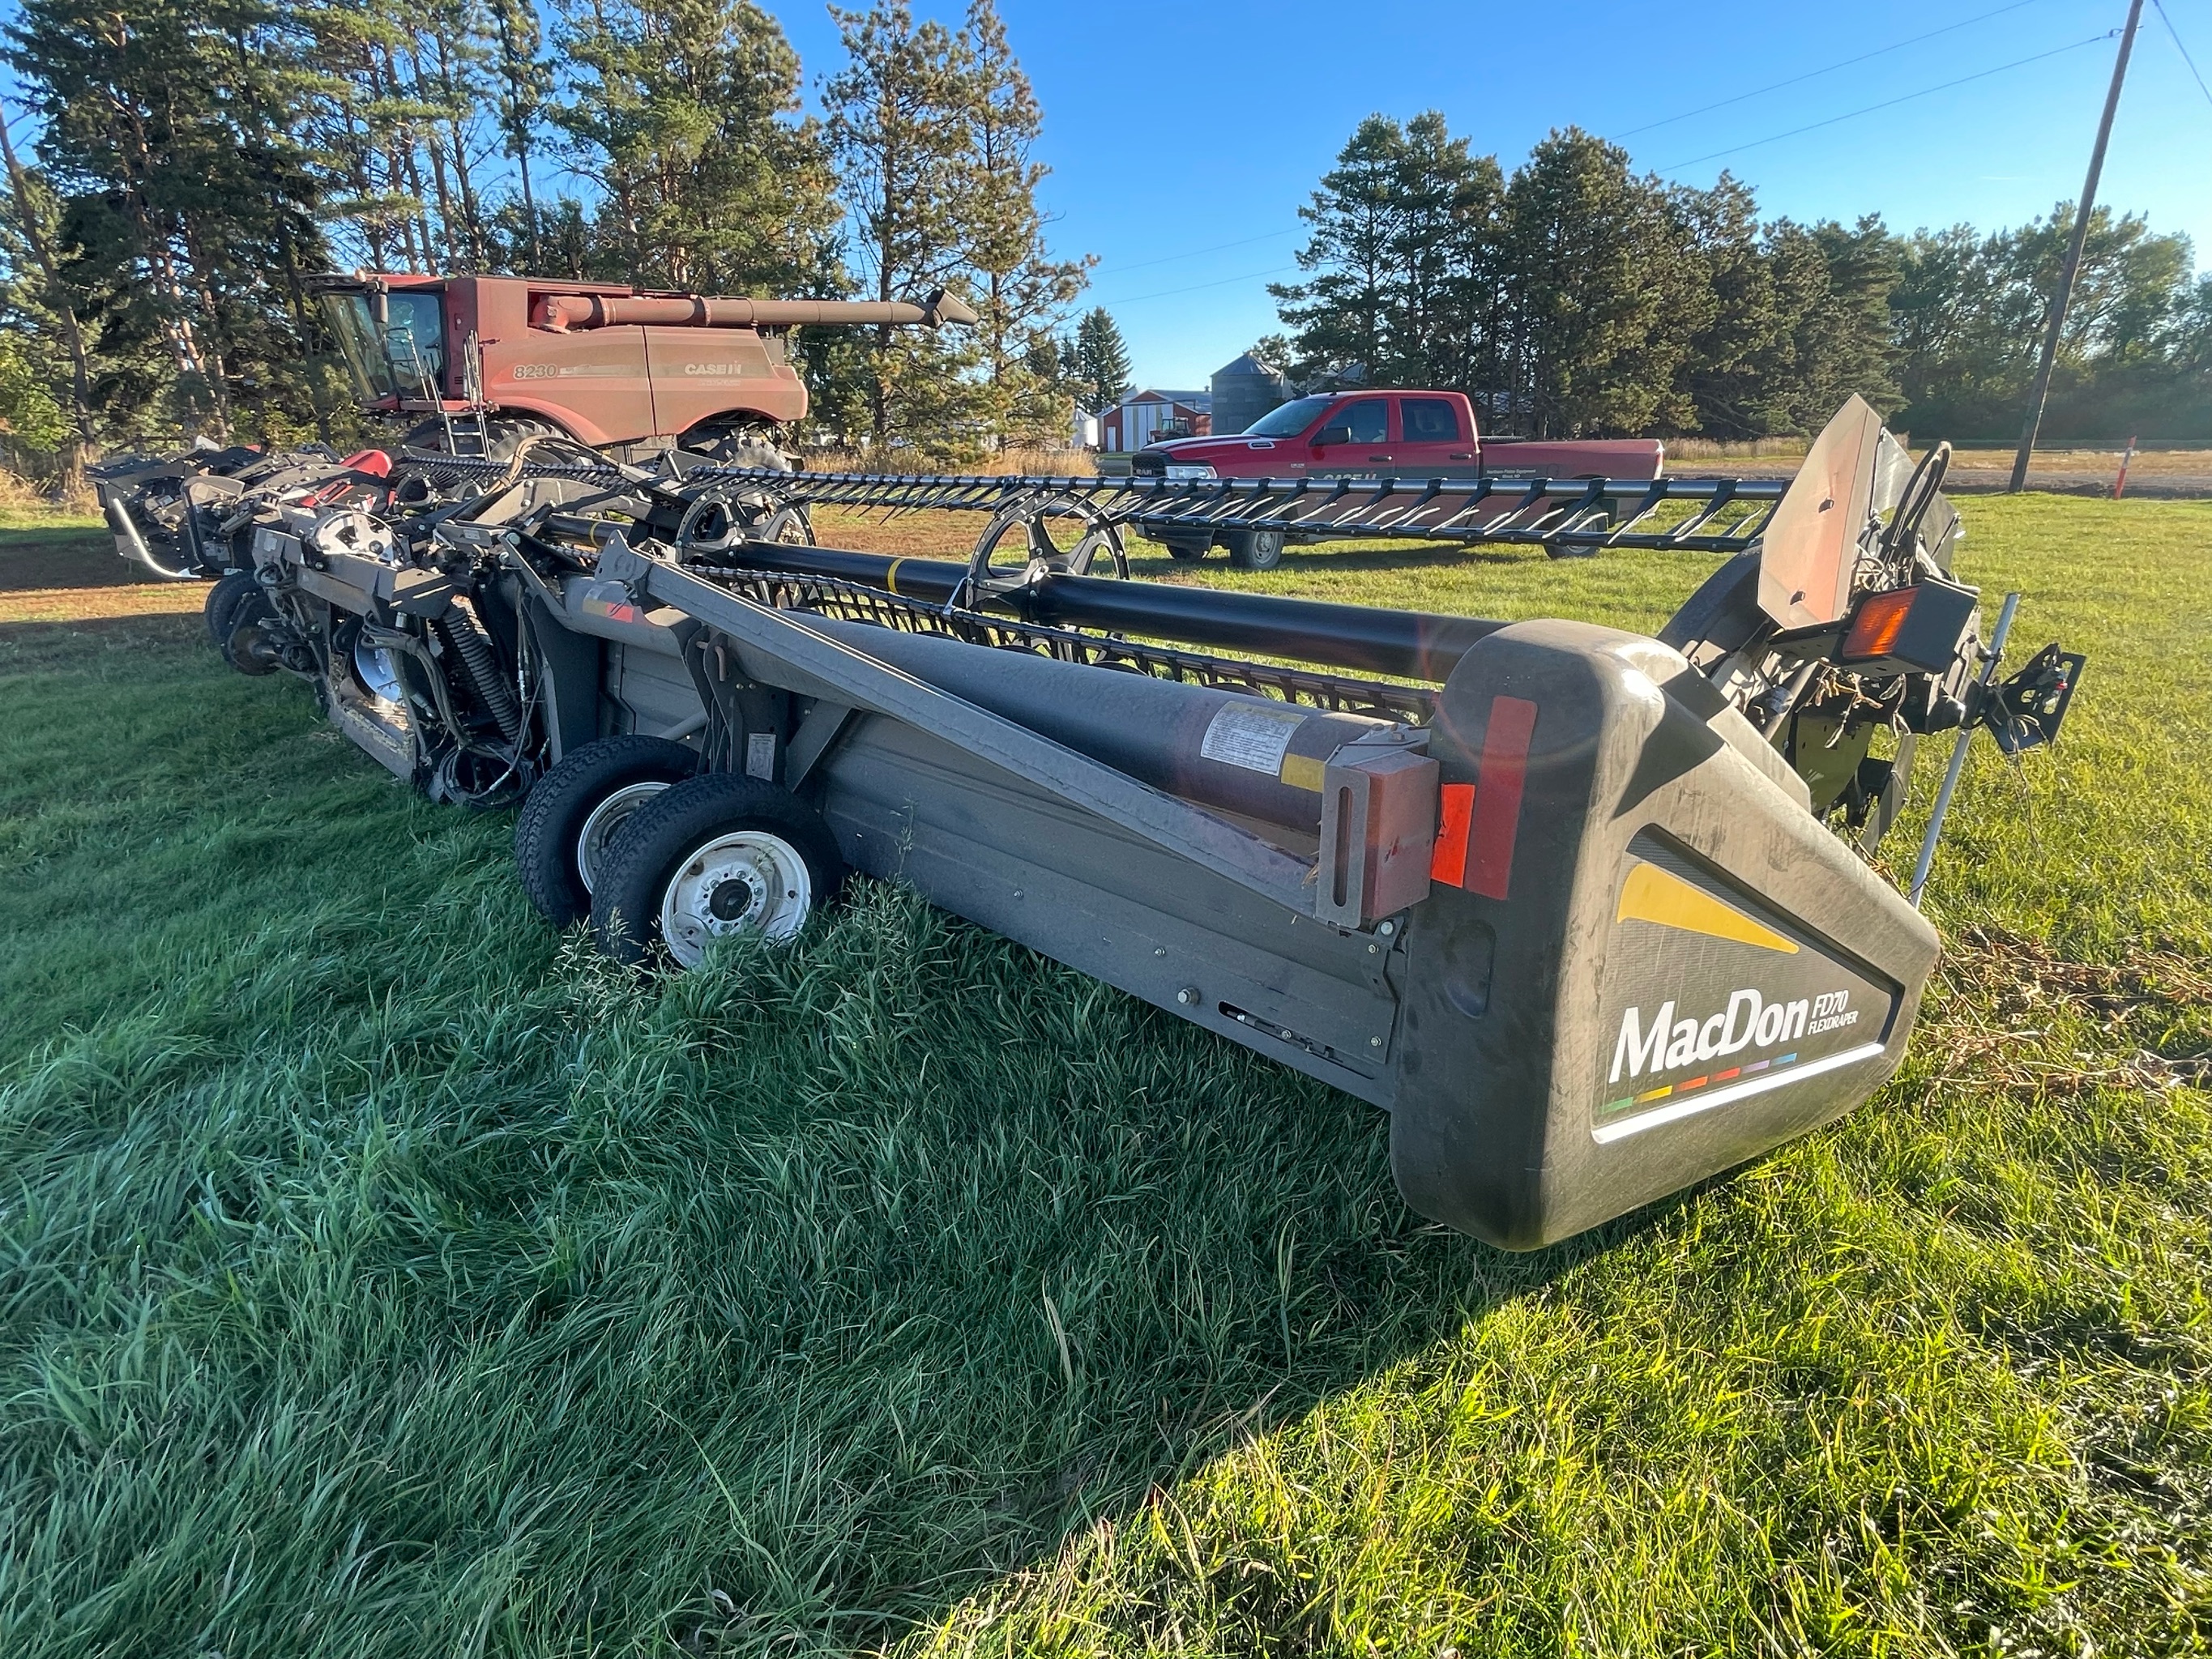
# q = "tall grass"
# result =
<box><xmin>1</xmin><ymin>497</ymin><xmax>2206</xmax><ymax>1655</ymax></box>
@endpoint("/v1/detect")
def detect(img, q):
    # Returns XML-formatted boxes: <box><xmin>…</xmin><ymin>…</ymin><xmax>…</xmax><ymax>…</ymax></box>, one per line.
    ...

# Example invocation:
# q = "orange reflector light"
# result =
<box><xmin>1840</xmin><ymin>586</ymin><xmax>1916</xmax><ymax>661</ymax></box>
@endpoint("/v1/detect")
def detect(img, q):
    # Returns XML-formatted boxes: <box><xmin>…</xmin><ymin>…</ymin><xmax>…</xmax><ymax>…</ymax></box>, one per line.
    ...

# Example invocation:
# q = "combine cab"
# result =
<box><xmin>311</xmin><ymin>272</ymin><xmax>976</xmax><ymax>461</ymax></box>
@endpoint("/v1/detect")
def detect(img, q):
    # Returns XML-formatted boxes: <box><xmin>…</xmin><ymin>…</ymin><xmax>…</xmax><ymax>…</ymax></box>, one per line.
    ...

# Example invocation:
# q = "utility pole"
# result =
<box><xmin>2009</xmin><ymin>0</ymin><xmax>2142</xmax><ymax>493</ymax></box>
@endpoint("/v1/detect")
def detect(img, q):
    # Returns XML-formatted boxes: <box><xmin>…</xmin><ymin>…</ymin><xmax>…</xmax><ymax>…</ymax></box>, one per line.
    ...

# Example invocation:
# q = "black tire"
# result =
<box><xmin>1163</xmin><ymin>539</ymin><xmax>1207</xmax><ymax>563</ymax></box>
<box><xmin>220</xmin><ymin>592</ymin><xmax>278</xmax><ymax>674</ymax></box>
<box><xmin>513</xmin><ymin>735</ymin><xmax>700</xmax><ymax>928</ymax></box>
<box><xmin>1223</xmin><ymin>529</ymin><xmax>1285</xmax><ymax>570</ymax></box>
<box><xmin>591</xmin><ymin>773</ymin><xmax>843</xmax><ymax>969</ymax></box>
<box><xmin>400</xmin><ymin>414</ymin><xmax>565</xmax><ymax>462</ymax></box>
<box><xmin>204</xmin><ymin>569</ymin><xmax>263</xmax><ymax>646</ymax></box>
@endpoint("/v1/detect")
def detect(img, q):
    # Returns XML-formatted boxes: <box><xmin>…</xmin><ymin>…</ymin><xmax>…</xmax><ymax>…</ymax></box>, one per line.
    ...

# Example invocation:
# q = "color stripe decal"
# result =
<box><xmin>1593</xmin><ymin>1042</ymin><xmax>1885</xmax><ymax>1143</ymax></box>
<box><xmin>884</xmin><ymin>558</ymin><xmax>905</xmax><ymax>596</ymax></box>
<box><xmin>1466</xmin><ymin>696</ymin><xmax>1537</xmax><ymax>900</ymax></box>
<box><xmin>1616</xmin><ymin>861</ymin><xmax>1799</xmax><ymax>953</ymax></box>
<box><xmin>1431</xmin><ymin>782</ymin><xmax>1475</xmax><ymax>885</ymax></box>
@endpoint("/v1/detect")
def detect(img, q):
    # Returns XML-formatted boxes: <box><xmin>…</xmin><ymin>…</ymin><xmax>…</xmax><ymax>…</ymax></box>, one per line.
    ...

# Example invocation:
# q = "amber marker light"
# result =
<box><xmin>1840</xmin><ymin>586</ymin><xmax>1918</xmax><ymax>662</ymax></box>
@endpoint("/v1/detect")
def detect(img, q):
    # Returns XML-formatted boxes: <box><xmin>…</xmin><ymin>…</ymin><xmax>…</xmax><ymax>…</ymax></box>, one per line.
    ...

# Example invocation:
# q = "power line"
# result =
<box><xmin>1659</xmin><ymin>32</ymin><xmax>2118</xmax><ymax>170</ymax></box>
<box><xmin>1612</xmin><ymin>0</ymin><xmax>2052</xmax><ymax>139</ymax></box>
<box><xmin>1097</xmin><ymin>228</ymin><xmax>1299</xmax><ymax>276</ymax></box>
<box><xmin>2152</xmin><ymin>0</ymin><xmax>2212</xmax><ymax>108</ymax></box>
<box><xmin>1093</xmin><ymin>263</ymin><xmax>1303</xmax><ymax>308</ymax></box>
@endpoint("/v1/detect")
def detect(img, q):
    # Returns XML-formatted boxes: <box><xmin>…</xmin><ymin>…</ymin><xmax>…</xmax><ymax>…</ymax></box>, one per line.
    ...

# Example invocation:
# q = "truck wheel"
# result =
<box><xmin>591</xmin><ymin>774</ymin><xmax>843</xmax><ymax>969</ymax></box>
<box><xmin>204</xmin><ymin>569</ymin><xmax>263</xmax><ymax>646</ymax></box>
<box><xmin>1223</xmin><ymin>530</ymin><xmax>1284</xmax><ymax>570</ymax></box>
<box><xmin>514</xmin><ymin>735</ymin><xmax>700</xmax><ymax>928</ymax></box>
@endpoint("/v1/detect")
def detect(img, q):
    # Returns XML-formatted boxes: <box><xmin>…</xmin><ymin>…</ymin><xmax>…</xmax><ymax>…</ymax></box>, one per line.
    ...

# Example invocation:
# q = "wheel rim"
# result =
<box><xmin>352</xmin><ymin>635</ymin><xmax>405</xmax><ymax>708</ymax></box>
<box><xmin>658</xmin><ymin>830</ymin><xmax>812</xmax><ymax>966</ymax></box>
<box><xmin>576</xmin><ymin>781</ymin><xmax>670</xmax><ymax>895</ymax></box>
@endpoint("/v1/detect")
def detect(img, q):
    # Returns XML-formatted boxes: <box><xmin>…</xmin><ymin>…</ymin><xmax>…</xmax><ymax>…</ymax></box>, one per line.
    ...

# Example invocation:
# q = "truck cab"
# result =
<box><xmin>1129</xmin><ymin>389</ymin><xmax>1666</xmax><ymax>484</ymax></box>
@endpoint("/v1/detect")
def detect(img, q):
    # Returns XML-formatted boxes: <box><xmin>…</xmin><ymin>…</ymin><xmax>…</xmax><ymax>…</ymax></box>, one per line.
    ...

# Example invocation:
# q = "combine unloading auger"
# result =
<box><xmin>193</xmin><ymin>399</ymin><xmax>2082</xmax><ymax>1247</ymax></box>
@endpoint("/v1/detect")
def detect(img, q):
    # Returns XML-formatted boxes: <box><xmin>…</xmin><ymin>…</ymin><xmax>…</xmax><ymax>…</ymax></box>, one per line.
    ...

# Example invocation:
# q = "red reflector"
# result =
<box><xmin>1841</xmin><ymin>587</ymin><xmax>1916</xmax><ymax>661</ymax></box>
<box><xmin>1467</xmin><ymin>696</ymin><xmax>1537</xmax><ymax>900</ymax></box>
<box><xmin>1431</xmin><ymin>783</ymin><xmax>1475</xmax><ymax>886</ymax></box>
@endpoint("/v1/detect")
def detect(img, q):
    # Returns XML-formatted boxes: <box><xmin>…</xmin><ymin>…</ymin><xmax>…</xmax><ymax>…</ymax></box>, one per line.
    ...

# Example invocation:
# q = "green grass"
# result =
<box><xmin>2</xmin><ymin>497</ymin><xmax>2208</xmax><ymax>1656</ymax></box>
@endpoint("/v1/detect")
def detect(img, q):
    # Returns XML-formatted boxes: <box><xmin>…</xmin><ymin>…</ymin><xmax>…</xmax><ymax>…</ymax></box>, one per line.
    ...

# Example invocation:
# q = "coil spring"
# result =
<box><xmin>436</xmin><ymin>606</ymin><xmax>521</xmax><ymax>740</ymax></box>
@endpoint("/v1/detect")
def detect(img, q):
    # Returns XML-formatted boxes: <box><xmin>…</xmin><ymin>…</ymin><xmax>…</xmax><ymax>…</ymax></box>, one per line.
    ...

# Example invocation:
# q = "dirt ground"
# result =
<box><xmin>1718</xmin><ymin>446</ymin><xmax>2212</xmax><ymax>497</ymax></box>
<box><xmin>0</xmin><ymin>521</ymin><xmax>211</xmax><ymax>626</ymax></box>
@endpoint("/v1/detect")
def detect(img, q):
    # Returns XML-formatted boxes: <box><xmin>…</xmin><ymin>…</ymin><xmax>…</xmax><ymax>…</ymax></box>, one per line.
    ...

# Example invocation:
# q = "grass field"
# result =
<box><xmin>2</xmin><ymin>496</ymin><xmax>2208</xmax><ymax>1656</ymax></box>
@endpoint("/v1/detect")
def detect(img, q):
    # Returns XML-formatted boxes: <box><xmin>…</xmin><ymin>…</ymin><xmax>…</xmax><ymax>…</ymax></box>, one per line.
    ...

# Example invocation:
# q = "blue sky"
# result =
<box><xmin>777</xmin><ymin>0</ymin><xmax>2212</xmax><ymax>388</ymax></box>
<box><xmin>2</xmin><ymin>0</ymin><xmax>2203</xmax><ymax>390</ymax></box>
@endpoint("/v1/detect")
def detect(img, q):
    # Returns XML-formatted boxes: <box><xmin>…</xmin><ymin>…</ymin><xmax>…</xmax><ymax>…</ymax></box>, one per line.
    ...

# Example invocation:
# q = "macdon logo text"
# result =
<box><xmin>1610</xmin><ymin>988</ymin><xmax>1856</xmax><ymax>1084</ymax></box>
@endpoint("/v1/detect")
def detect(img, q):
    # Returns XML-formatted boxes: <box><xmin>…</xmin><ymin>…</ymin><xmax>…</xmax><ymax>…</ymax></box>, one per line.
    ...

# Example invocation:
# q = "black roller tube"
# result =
<box><xmin>720</xmin><ymin>539</ymin><xmax>1504</xmax><ymax>682</ymax></box>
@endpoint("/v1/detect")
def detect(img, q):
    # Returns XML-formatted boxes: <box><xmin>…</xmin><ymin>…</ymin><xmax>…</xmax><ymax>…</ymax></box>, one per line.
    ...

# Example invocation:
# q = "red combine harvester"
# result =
<box><xmin>94</xmin><ymin>273</ymin><xmax>976</xmax><ymax>577</ymax></box>
<box><xmin>310</xmin><ymin>271</ymin><xmax>976</xmax><ymax>462</ymax></box>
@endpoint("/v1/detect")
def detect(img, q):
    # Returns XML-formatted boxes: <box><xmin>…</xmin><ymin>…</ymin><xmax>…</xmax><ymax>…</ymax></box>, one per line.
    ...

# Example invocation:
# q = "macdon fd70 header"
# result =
<box><xmin>194</xmin><ymin>395</ymin><xmax>2082</xmax><ymax>1249</ymax></box>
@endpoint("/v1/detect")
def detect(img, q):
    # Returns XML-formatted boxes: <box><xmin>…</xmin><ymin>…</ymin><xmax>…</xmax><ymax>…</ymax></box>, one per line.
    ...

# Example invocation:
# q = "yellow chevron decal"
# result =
<box><xmin>1616</xmin><ymin>862</ymin><xmax>1799</xmax><ymax>953</ymax></box>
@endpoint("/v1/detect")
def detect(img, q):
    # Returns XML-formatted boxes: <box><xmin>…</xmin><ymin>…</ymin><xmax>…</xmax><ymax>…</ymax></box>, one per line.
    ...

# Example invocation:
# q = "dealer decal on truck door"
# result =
<box><xmin>1592</xmin><ymin>834</ymin><xmax>1896</xmax><ymax>1141</ymax></box>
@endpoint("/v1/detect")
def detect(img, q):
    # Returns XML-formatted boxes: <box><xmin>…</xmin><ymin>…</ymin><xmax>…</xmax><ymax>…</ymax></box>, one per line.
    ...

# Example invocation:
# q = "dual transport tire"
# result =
<box><xmin>513</xmin><ymin>736</ymin><xmax>843</xmax><ymax>966</ymax></box>
<box><xmin>513</xmin><ymin>736</ymin><xmax>699</xmax><ymax>928</ymax></box>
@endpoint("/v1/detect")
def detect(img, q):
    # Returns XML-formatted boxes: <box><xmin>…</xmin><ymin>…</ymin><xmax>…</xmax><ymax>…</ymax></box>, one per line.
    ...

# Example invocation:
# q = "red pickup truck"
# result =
<box><xmin>1129</xmin><ymin>389</ymin><xmax>1664</xmax><ymax>567</ymax></box>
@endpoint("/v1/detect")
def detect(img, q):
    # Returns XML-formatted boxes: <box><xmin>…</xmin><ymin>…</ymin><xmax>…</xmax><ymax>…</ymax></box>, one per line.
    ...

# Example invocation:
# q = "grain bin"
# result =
<box><xmin>1211</xmin><ymin>352</ymin><xmax>1288</xmax><ymax>436</ymax></box>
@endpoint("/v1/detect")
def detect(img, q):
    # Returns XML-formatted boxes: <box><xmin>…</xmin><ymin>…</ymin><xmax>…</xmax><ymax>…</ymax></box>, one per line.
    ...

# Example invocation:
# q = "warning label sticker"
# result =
<box><xmin>1199</xmin><ymin>702</ymin><xmax>1306</xmax><ymax>774</ymax></box>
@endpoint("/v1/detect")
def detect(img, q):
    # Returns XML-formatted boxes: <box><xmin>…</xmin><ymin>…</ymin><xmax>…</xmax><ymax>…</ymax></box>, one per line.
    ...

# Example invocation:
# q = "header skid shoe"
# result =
<box><xmin>1391</xmin><ymin>621</ymin><xmax>1938</xmax><ymax>1249</ymax></box>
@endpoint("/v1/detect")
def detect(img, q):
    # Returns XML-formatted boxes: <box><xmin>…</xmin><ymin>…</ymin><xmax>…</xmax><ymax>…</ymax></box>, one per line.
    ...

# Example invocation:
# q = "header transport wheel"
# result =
<box><xmin>512</xmin><ymin>736</ymin><xmax>700</xmax><ymax>928</ymax></box>
<box><xmin>589</xmin><ymin>774</ymin><xmax>844</xmax><ymax>969</ymax></box>
<box><xmin>203</xmin><ymin>569</ymin><xmax>264</xmax><ymax>646</ymax></box>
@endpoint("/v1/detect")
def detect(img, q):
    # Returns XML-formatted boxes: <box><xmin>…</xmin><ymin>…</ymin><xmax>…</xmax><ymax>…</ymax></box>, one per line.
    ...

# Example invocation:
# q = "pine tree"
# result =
<box><xmin>553</xmin><ymin>0</ymin><xmax>839</xmax><ymax>295</ymax></box>
<box><xmin>1498</xmin><ymin>129</ymin><xmax>1704</xmax><ymax>437</ymax></box>
<box><xmin>485</xmin><ymin>0</ymin><xmax>549</xmax><ymax>267</ymax></box>
<box><xmin>0</xmin><ymin>99</ymin><xmax>96</xmax><ymax>465</ymax></box>
<box><xmin>1073</xmin><ymin>307</ymin><xmax>1131</xmax><ymax>412</ymax></box>
<box><xmin>823</xmin><ymin>1</ymin><xmax>991</xmax><ymax>458</ymax></box>
<box><xmin>1268</xmin><ymin>112</ymin><xmax>1501</xmax><ymax>396</ymax></box>
<box><xmin>6</xmin><ymin>0</ymin><xmax>331</xmax><ymax>441</ymax></box>
<box><xmin>956</xmin><ymin>0</ymin><xmax>1089</xmax><ymax>447</ymax></box>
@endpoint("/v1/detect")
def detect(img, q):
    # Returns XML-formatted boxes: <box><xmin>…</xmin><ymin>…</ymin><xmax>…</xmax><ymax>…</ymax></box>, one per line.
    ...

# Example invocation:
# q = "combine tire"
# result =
<box><xmin>513</xmin><ymin>735</ymin><xmax>699</xmax><ymax>927</ymax></box>
<box><xmin>203</xmin><ymin>569</ymin><xmax>263</xmax><ymax>646</ymax></box>
<box><xmin>591</xmin><ymin>774</ymin><xmax>843</xmax><ymax>969</ymax></box>
<box><xmin>1223</xmin><ymin>530</ymin><xmax>1285</xmax><ymax>570</ymax></box>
